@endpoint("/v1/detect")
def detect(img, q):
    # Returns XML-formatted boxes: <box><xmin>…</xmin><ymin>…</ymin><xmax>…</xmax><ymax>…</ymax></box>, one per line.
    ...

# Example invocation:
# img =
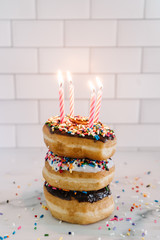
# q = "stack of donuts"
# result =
<box><xmin>42</xmin><ymin>115</ymin><xmax>116</xmax><ymax>224</ymax></box>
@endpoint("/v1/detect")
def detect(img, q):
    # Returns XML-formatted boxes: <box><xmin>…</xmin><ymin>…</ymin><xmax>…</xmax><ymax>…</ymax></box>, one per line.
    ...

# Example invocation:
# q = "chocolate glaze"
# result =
<box><xmin>44</xmin><ymin>182</ymin><xmax>111</xmax><ymax>203</ymax></box>
<box><xmin>46</xmin><ymin>125</ymin><xmax>114</xmax><ymax>143</ymax></box>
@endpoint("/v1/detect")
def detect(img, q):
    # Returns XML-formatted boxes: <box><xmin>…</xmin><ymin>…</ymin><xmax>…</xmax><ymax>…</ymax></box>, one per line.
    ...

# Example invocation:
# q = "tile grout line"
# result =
<box><xmin>138</xmin><ymin>99</ymin><xmax>142</xmax><ymax>127</ymax></box>
<box><xmin>143</xmin><ymin>0</ymin><xmax>147</xmax><ymax>19</ymax></box>
<box><xmin>1</xmin><ymin>72</ymin><xmax>160</xmax><ymax>75</ymax></box>
<box><xmin>0</xmin><ymin>46</ymin><xmax>160</xmax><ymax>49</ymax></box>
<box><xmin>1</xmin><ymin>18</ymin><xmax>160</xmax><ymax>21</ymax></box>
<box><xmin>10</xmin><ymin>20</ymin><xmax>13</xmax><ymax>47</ymax></box>
<box><xmin>89</xmin><ymin>0</ymin><xmax>92</xmax><ymax>19</ymax></box>
<box><xmin>35</xmin><ymin>0</ymin><xmax>38</xmax><ymax>19</ymax></box>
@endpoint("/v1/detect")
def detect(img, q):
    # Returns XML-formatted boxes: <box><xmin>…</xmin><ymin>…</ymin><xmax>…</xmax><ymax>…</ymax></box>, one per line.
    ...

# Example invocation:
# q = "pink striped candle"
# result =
<box><xmin>67</xmin><ymin>71</ymin><xmax>74</xmax><ymax>116</ymax></box>
<box><xmin>57</xmin><ymin>71</ymin><xmax>65</xmax><ymax>123</ymax></box>
<box><xmin>89</xmin><ymin>82</ymin><xmax>96</xmax><ymax>128</ymax></box>
<box><xmin>94</xmin><ymin>77</ymin><xmax>103</xmax><ymax>123</ymax></box>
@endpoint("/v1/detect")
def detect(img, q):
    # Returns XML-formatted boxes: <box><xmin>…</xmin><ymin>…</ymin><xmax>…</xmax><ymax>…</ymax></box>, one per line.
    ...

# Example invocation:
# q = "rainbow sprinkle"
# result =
<box><xmin>45</xmin><ymin>150</ymin><xmax>111</xmax><ymax>173</ymax></box>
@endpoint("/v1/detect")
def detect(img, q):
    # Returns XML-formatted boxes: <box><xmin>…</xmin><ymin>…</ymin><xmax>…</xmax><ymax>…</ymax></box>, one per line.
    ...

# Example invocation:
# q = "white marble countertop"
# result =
<box><xmin>0</xmin><ymin>149</ymin><xmax>160</xmax><ymax>240</ymax></box>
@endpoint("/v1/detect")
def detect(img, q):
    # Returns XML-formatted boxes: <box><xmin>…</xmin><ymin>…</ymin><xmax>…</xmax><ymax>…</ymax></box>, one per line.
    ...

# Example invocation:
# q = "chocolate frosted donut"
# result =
<box><xmin>44</xmin><ymin>182</ymin><xmax>111</xmax><ymax>202</ymax></box>
<box><xmin>43</xmin><ymin>115</ymin><xmax>116</xmax><ymax>161</ymax></box>
<box><xmin>42</xmin><ymin>151</ymin><xmax>115</xmax><ymax>191</ymax></box>
<box><xmin>44</xmin><ymin>182</ymin><xmax>114</xmax><ymax>224</ymax></box>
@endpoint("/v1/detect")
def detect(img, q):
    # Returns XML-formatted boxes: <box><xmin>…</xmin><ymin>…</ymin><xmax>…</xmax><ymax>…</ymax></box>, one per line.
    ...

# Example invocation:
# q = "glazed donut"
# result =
<box><xmin>42</xmin><ymin>151</ymin><xmax>115</xmax><ymax>191</ymax></box>
<box><xmin>44</xmin><ymin>182</ymin><xmax>114</xmax><ymax>224</ymax></box>
<box><xmin>43</xmin><ymin>115</ymin><xmax>116</xmax><ymax>161</ymax></box>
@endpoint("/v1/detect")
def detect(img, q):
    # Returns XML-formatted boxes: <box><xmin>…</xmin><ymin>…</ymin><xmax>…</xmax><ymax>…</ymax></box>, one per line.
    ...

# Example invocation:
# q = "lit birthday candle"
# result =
<box><xmin>89</xmin><ymin>81</ymin><xmax>96</xmax><ymax>128</ymax></box>
<box><xmin>67</xmin><ymin>71</ymin><xmax>74</xmax><ymax>117</ymax></box>
<box><xmin>57</xmin><ymin>70</ymin><xmax>65</xmax><ymax>123</ymax></box>
<box><xmin>94</xmin><ymin>77</ymin><xmax>103</xmax><ymax>123</ymax></box>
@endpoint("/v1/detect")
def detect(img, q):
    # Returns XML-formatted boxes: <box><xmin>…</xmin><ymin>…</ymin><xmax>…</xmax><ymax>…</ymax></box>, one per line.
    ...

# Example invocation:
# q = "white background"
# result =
<box><xmin>0</xmin><ymin>0</ymin><xmax>160</xmax><ymax>150</ymax></box>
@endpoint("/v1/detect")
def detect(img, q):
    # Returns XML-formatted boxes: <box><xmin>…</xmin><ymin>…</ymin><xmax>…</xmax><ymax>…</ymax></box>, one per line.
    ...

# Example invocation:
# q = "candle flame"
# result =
<box><xmin>88</xmin><ymin>81</ymin><xmax>95</xmax><ymax>92</ymax></box>
<box><xmin>96</xmin><ymin>77</ymin><xmax>103</xmax><ymax>89</ymax></box>
<box><xmin>57</xmin><ymin>70</ymin><xmax>64</xmax><ymax>86</ymax></box>
<box><xmin>66</xmin><ymin>71</ymin><xmax>72</xmax><ymax>83</ymax></box>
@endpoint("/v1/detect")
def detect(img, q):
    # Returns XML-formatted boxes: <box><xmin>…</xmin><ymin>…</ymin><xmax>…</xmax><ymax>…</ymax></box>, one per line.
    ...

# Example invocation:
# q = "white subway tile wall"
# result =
<box><xmin>0</xmin><ymin>21</ymin><xmax>11</xmax><ymax>46</ymax></box>
<box><xmin>17</xmin><ymin>125</ymin><xmax>44</xmax><ymax>147</ymax></box>
<box><xmin>0</xmin><ymin>101</ymin><xmax>38</xmax><ymax>123</ymax></box>
<box><xmin>91</xmin><ymin>0</ymin><xmax>145</xmax><ymax>19</ymax></box>
<box><xmin>91</xmin><ymin>48</ymin><xmax>141</xmax><ymax>73</ymax></box>
<box><xmin>0</xmin><ymin>75</ymin><xmax>14</xmax><ymax>99</ymax></box>
<box><xmin>39</xmin><ymin>48</ymin><xmax>89</xmax><ymax>73</ymax></box>
<box><xmin>145</xmin><ymin>0</ymin><xmax>160</xmax><ymax>18</ymax></box>
<box><xmin>118</xmin><ymin>21</ymin><xmax>160</xmax><ymax>46</ymax></box>
<box><xmin>13</xmin><ymin>21</ymin><xmax>63</xmax><ymax>47</ymax></box>
<box><xmin>0</xmin><ymin>0</ymin><xmax>160</xmax><ymax>150</ymax></box>
<box><xmin>0</xmin><ymin>0</ymin><xmax>35</xmax><ymax>19</ymax></box>
<box><xmin>37</xmin><ymin>0</ymin><xmax>90</xmax><ymax>19</ymax></box>
<box><xmin>0</xmin><ymin>49</ymin><xmax>37</xmax><ymax>73</ymax></box>
<box><xmin>143</xmin><ymin>48</ymin><xmax>160</xmax><ymax>73</ymax></box>
<box><xmin>65</xmin><ymin>21</ymin><xmax>116</xmax><ymax>46</ymax></box>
